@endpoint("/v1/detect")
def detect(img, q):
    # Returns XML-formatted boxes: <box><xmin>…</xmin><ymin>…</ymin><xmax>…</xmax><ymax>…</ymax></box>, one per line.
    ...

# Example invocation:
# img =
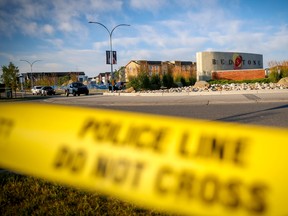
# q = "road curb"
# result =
<box><xmin>103</xmin><ymin>89</ymin><xmax>288</xmax><ymax>96</ymax></box>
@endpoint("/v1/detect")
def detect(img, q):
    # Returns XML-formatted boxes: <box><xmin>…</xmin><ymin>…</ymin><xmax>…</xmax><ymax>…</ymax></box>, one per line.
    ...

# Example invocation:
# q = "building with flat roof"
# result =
<box><xmin>21</xmin><ymin>71</ymin><xmax>86</xmax><ymax>85</ymax></box>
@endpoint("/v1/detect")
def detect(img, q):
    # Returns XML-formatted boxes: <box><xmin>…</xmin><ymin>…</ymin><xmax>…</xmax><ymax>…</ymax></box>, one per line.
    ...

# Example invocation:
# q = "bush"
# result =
<box><xmin>162</xmin><ymin>73</ymin><xmax>174</xmax><ymax>88</ymax></box>
<box><xmin>180</xmin><ymin>77</ymin><xmax>187</xmax><ymax>87</ymax></box>
<box><xmin>150</xmin><ymin>74</ymin><xmax>161</xmax><ymax>90</ymax></box>
<box><xmin>127</xmin><ymin>73</ymin><xmax>151</xmax><ymax>91</ymax></box>
<box><xmin>188</xmin><ymin>77</ymin><xmax>196</xmax><ymax>86</ymax></box>
<box><xmin>126</xmin><ymin>76</ymin><xmax>141</xmax><ymax>91</ymax></box>
<box><xmin>280</xmin><ymin>68</ymin><xmax>288</xmax><ymax>78</ymax></box>
<box><xmin>268</xmin><ymin>71</ymin><xmax>279</xmax><ymax>83</ymax></box>
<box><xmin>138</xmin><ymin>72</ymin><xmax>150</xmax><ymax>90</ymax></box>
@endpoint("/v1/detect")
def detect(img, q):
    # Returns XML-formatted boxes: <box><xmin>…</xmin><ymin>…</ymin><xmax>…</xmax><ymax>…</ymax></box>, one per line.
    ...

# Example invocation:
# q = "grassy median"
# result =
<box><xmin>0</xmin><ymin>172</ymin><xmax>173</xmax><ymax>215</ymax></box>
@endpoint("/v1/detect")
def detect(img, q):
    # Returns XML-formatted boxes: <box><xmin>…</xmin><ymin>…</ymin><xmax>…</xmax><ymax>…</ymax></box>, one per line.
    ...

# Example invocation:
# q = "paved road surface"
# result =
<box><xmin>39</xmin><ymin>91</ymin><xmax>288</xmax><ymax>128</ymax></box>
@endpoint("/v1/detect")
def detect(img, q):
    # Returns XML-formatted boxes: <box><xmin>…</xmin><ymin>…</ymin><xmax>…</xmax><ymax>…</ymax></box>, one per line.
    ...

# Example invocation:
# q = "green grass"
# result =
<box><xmin>0</xmin><ymin>172</ymin><xmax>174</xmax><ymax>215</ymax></box>
<box><xmin>208</xmin><ymin>78</ymin><xmax>271</xmax><ymax>85</ymax></box>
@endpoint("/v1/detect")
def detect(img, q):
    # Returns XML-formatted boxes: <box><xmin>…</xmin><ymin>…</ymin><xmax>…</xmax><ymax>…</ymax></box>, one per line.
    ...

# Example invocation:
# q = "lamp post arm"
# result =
<box><xmin>20</xmin><ymin>60</ymin><xmax>32</xmax><ymax>67</ymax></box>
<box><xmin>31</xmin><ymin>60</ymin><xmax>42</xmax><ymax>67</ymax></box>
<box><xmin>110</xmin><ymin>24</ymin><xmax>130</xmax><ymax>51</ymax></box>
<box><xmin>88</xmin><ymin>21</ymin><xmax>111</xmax><ymax>35</ymax></box>
<box><xmin>20</xmin><ymin>59</ymin><xmax>41</xmax><ymax>87</ymax></box>
<box><xmin>111</xmin><ymin>24</ymin><xmax>130</xmax><ymax>36</ymax></box>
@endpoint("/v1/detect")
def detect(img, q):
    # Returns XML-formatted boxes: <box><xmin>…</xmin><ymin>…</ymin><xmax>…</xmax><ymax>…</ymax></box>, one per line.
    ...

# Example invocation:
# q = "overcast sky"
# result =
<box><xmin>0</xmin><ymin>0</ymin><xmax>287</xmax><ymax>77</ymax></box>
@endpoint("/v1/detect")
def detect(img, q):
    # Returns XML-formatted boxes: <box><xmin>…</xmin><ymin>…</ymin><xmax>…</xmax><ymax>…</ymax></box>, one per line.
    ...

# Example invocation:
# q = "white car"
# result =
<box><xmin>31</xmin><ymin>86</ymin><xmax>42</xmax><ymax>95</ymax></box>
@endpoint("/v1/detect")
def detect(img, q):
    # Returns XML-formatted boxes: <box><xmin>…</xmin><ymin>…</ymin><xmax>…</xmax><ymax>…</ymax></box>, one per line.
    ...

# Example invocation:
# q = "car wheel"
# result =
<box><xmin>66</xmin><ymin>91</ymin><xmax>69</xmax><ymax>97</ymax></box>
<box><xmin>73</xmin><ymin>91</ymin><xmax>76</xmax><ymax>96</ymax></box>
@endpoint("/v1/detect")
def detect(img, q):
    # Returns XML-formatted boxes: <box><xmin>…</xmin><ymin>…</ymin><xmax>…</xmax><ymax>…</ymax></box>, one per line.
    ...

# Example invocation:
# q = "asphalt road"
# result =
<box><xmin>39</xmin><ymin>91</ymin><xmax>288</xmax><ymax>128</ymax></box>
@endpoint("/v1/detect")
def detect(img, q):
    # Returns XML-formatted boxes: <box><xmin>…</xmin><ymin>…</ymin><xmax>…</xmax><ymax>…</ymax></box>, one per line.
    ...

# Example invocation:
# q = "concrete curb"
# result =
<box><xmin>103</xmin><ymin>89</ymin><xmax>288</xmax><ymax>96</ymax></box>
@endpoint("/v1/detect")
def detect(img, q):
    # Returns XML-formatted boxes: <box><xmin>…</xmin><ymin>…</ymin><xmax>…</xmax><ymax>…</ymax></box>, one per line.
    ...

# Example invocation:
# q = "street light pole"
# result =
<box><xmin>20</xmin><ymin>59</ymin><xmax>41</xmax><ymax>88</ymax></box>
<box><xmin>89</xmin><ymin>21</ymin><xmax>130</xmax><ymax>91</ymax></box>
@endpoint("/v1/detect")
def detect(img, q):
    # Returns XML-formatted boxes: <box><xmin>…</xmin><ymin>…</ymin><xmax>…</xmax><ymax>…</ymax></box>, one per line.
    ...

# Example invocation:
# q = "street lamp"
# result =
<box><xmin>20</xmin><ymin>59</ymin><xmax>41</xmax><ymax>88</ymax></box>
<box><xmin>89</xmin><ymin>21</ymin><xmax>130</xmax><ymax>91</ymax></box>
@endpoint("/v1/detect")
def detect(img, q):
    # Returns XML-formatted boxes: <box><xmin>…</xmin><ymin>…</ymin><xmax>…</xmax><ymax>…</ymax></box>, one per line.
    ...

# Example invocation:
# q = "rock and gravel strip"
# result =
<box><xmin>138</xmin><ymin>82</ymin><xmax>288</xmax><ymax>94</ymax></box>
<box><xmin>117</xmin><ymin>77</ymin><xmax>288</xmax><ymax>94</ymax></box>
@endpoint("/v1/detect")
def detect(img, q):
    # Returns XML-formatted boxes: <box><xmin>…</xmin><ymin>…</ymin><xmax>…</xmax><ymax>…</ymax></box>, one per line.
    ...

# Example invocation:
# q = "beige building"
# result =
<box><xmin>124</xmin><ymin>60</ymin><xmax>196</xmax><ymax>81</ymax></box>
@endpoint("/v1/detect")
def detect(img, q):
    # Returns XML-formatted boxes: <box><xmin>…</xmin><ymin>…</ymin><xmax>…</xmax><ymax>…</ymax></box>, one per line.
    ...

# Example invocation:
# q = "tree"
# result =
<box><xmin>138</xmin><ymin>71</ymin><xmax>150</xmax><ymax>90</ymax></box>
<box><xmin>162</xmin><ymin>73</ymin><xmax>174</xmax><ymax>88</ymax></box>
<box><xmin>126</xmin><ymin>75</ymin><xmax>141</xmax><ymax>91</ymax></box>
<box><xmin>268</xmin><ymin>60</ymin><xmax>288</xmax><ymax>82</ymax></box>
<box><xmin>1</xmin><ymin>62</ymin><xmax>19</xmax><ymax>98</ymax></box>
<box><xmin>150</xmin><ymin>74</ymin><xmax>161</xmax><ymax>90</ymax></box>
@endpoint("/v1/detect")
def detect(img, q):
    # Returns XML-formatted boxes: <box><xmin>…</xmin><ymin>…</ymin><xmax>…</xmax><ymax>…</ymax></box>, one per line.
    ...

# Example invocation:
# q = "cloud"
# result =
<box><xmin>0</xmin><ymin>0</ymin><xmax>124</xmax><ymax>37</ymax></box>
<box><xmin>129</xmin><ymin>0</ymin><xmax>166</xmax><ymax>12</ymax></box>
<box><xmin>44</xmin><ymin>39</ymin><xmax>64</xmax><ymax>49</ymax></box>
<box><xmin>42</xmin><ymin>24</ymin><xmax>54</xmax><ymax>35</ymax></box>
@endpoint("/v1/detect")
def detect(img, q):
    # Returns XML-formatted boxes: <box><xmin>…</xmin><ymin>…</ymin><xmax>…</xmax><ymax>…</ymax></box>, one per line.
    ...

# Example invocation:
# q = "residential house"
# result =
<box><xmin>170</xmin><ymin>61</ymin><xmax>197</xmax><ymax>80</ymax></box>
<box><xmin>95</xmin><ymin>72</ymin><xmax>111</xmax><ymax>84</ymax></box>
<box><xmin>124</xmin><ymin>60</ymin><xmax>196</xmax><ymax>81</ymax></box>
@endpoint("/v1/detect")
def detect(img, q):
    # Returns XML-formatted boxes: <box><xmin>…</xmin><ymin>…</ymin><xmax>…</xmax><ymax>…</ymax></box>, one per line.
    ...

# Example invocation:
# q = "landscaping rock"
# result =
<box><xmin>193</xmin><ymin>81</ymin><xmax>210</xmax><ymax>88</ymax></box>
<box><xmin>278</xmin><ymin>77</ymin><xmax>288</xmax><ymax>87</ymax></box>
<box><xmin>125</xmin><ymin>87</ymin><xmax>135</xmax><ymax>93</ymax></box>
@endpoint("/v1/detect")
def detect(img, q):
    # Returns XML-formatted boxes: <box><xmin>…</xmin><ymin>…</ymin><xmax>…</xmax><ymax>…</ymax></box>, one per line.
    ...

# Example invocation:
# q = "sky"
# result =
<box><xmin>0</xmin><ymin>0</ymin><xmax>287</xmax><ymax>77</ymax></box>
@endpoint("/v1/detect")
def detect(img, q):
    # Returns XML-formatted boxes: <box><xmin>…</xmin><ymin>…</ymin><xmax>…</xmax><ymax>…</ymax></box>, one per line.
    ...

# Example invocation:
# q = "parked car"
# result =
<box><xmin>91</xmin><ymin>84</ymin><xmax>108</xmax><ymax>89</ymax></box>
<box><xmin>31</xmin><ymin>86</ymin><xmax>42</xmax><ymax>95</ymax></box>
<box><xmin>109</xmin><ymin>81</ymin><xmax>126</xmax><ymax>91</ymax></box>
<box><xmin>65</xmin><ymin>82</ymin><xmax>89</xmax><ymax>96</ymax></box>
<box><xmin>41</xmin><ymin>86</ymin><xmax>56</xmax><ymax>96</ymax></box>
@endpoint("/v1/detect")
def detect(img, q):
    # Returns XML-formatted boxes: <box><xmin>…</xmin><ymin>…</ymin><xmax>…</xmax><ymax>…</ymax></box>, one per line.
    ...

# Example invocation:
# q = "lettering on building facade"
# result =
<box><xmin>212</xmin><ymin>53</ymin><xmax>262</xmax><ymax>70</ymax></box>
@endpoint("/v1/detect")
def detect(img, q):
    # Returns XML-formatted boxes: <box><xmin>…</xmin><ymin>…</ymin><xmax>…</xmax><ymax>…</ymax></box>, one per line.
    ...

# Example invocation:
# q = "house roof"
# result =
<box><xmin>181</xmin><ymin>61</ymin><xmax>193</xmax><ymax>65</ymax></box>
<box><xmin>22</xmin><ymin>71</ymin><xmax>85</xmax><ymax>76</ymax></box>
<box><xmin>146</xmin><ymin>61</ymin><xmax>162</xmax><ymax>65</ymax></box>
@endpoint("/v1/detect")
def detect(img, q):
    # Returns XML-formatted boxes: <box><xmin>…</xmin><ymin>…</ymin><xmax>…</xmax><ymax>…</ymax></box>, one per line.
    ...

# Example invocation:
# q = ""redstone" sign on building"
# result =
<box><xmin>196</xmin><ymin>51</ymin><xmax>263</xmax><ymax>81</ymax></box>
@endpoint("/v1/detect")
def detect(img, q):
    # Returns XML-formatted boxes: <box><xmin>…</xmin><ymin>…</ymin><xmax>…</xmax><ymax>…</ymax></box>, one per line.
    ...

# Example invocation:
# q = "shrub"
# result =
<box><xmin>180</xmin><ymin>77</ymin><xmax>187</xmax><ymax>87</ymax></box>
<box><xmin>162</xmin><ymin>73</ymin><xmax>174</xmax><ymax>88</ymax></box>
<box><xmin>188</xmin><ymin>77</ymin><xmax>197</xmax><ymax>86</ymax></box>
<box><xmin>138</xmin><ymin>72</ymin><xmax>150</xmax><ymax>90</ymax></box>
<box><xmin>280</xmin><ymin>68</ymin><xmax>288</xmax><ymax>78</ymax></box>
<box><xmin>268</xmin><ymin>71</ymin><xmax>279</xmax><ymax>83</ymax></box>
<box><xmin>150</xmin><ymin>74</ymin><xmax>161</xmax><ymax>90</ymax></box>
<box><xmin>126</xmin><ymin>76</ymin><xmax>141</xmax><ymax>91</ymax></box>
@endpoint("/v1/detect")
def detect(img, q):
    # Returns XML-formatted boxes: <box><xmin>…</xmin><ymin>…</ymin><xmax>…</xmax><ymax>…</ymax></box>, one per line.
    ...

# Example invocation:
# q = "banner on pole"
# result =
<box><xmin>106</xmin><ymin>51</ymin><xmax>117</xmax><ymax>64</ymax></box>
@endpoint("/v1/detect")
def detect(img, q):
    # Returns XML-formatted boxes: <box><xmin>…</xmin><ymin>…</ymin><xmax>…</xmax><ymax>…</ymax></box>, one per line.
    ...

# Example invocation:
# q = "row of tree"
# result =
<box><xmin>126</xmin><ymin>71</ymin><xmax>197</xmax><ymax>91</ymax></box>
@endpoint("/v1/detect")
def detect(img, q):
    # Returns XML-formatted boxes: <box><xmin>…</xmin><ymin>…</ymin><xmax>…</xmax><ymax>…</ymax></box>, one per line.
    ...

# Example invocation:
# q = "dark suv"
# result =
<box><xmin>109</xmin><ymin>81</ymin><xmax>126</xmax><ymax>91</ymax></box>
<box><xmin>65</xmin><ymin>82</ymin><xmax>89</xmax><ymax>97</ymax></box>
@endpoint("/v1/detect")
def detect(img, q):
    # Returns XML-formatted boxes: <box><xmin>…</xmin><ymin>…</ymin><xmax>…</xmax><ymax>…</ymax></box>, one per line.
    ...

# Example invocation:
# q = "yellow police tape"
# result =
<box><xmin>0</xmin><ymin>103</ymin><xmax>288</xmax><ymax>215</ymax></box>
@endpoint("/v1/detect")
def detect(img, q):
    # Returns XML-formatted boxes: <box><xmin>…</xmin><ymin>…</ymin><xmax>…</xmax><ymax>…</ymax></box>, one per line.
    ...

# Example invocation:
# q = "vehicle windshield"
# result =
<box><xmin>43</xmin><ymin>86</ymin><xmax>52</xmax><ymax>90</ymax></box>
<box><xmin>72</xmin><ymin>83</ymin><xmax>83</xmax><ymax>87</ymax></box>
